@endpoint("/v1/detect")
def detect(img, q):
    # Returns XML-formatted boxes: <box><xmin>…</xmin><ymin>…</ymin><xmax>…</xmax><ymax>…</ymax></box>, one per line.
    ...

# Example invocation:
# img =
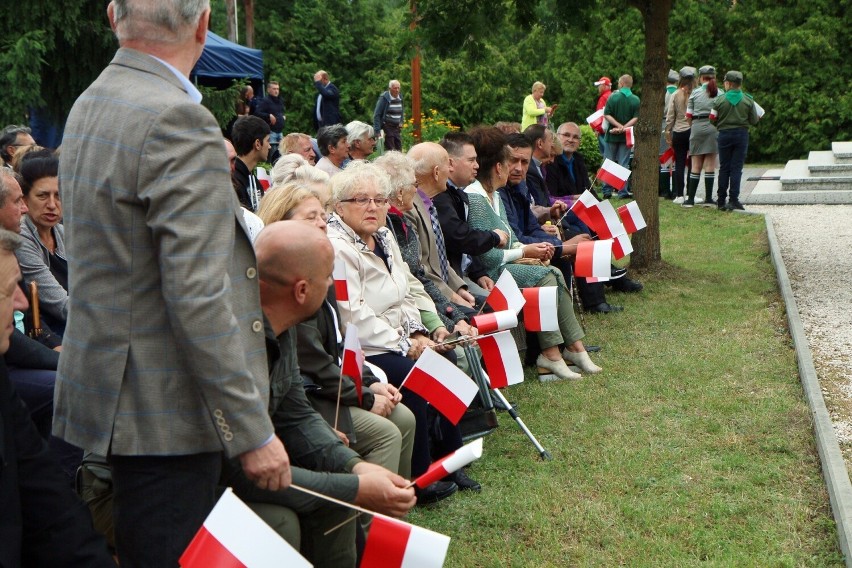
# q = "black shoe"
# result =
<box><xmin>586</xmin><ymin>302</ymin><xmax>624</xmax><ymax>314</ymax></box>
<box><xmin>717</xmin><ymin>201</ymin><xmax>726</xmax><ymax>210</ymax></box>
<box><xmin>726</xmin><ymin>200</ymin><xmax>745</xmax><ymax>211</ymax></box>
<box><xmin>449</xmin><ymin>469</ymin><xmax>482</xmax><ymax>492</ymax></box>
<box><xmin>416</xmin><ymin>480</ymin><xmax>458</xmax><ymax>505</ymax></box>
<box><xmin>610</xmin><ymin>266</ymin><xmax>627</xmax><ymax>279</ymax></box>
<box><xmin>608</xmin><ymin>277</ymin><xmax>643</xmax><ymax>293</ymax></box>
<box><xmin>585</xmin><ymin>345</ymin><xmax>602</xmax><ymax>353</ymax></box>
<box><xmin>491</xmin><ymin>396</ymin><xmax>518</xmax><ymax>413</ymax></box>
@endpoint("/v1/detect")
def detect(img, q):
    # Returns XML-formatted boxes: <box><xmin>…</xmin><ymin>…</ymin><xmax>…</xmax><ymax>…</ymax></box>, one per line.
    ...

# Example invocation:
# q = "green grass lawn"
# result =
<box><xmin>409</xmin><ymin>201</ymin><xmax>842</xmax><ymax>567</ymax></box>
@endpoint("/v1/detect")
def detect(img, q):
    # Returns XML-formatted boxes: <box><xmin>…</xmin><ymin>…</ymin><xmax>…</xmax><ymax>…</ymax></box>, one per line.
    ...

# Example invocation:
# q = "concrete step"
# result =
<box><xmin>743</xmin><ymin>168</ymin><xmax>852</xmax><ymax>204</ymax></box>
<box><xmin>808</xmin><ymin>150</ymin><xmax>852</xmax><ymax>176</ymax></box>
<box><xmin>780</xmin><ymin>160</ymin><xmax>852</xmax><ymax>192</ymax></box>
<box><xmin>833</xmin><ymin>142</ymin><xmax>852</xmax><ymax>163</ymax></box>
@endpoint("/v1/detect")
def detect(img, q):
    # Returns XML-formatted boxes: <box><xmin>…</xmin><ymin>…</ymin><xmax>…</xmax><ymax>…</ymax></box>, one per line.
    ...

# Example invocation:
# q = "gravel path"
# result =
<box><xmin>751</xmin><ymin>204</ymin><xmax>852</xmax><ymax>447</ymax></box>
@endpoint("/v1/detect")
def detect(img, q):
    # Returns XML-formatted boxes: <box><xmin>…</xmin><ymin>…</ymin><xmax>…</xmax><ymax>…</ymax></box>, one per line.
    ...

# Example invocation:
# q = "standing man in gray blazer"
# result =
<box><xmin>55</xmin><ymin>1</ymin><xmax>290</xmax><ymax>565</ymax></box>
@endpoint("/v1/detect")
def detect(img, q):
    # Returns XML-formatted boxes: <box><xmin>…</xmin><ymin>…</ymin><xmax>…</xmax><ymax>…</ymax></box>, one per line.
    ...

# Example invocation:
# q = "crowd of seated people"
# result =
<box><xmin>4</xmin><ymin>90</ymin><xmax>646</xmax><ymax>565</ymax></box>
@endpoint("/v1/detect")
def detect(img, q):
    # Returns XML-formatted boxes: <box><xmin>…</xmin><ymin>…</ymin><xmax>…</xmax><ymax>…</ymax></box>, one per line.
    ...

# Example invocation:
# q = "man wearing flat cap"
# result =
<box><xmin>711</xmin><ymin>70</ymin><xmax>762</xmax><ymax>211</ymax></box>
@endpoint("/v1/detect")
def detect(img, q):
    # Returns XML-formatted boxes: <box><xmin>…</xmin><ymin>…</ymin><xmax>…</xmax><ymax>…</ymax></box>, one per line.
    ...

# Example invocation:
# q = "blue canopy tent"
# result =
<box><xmin>191</xmin><ymin>31</ymin><xmax>264</xmax><ymax>88</ymax></box>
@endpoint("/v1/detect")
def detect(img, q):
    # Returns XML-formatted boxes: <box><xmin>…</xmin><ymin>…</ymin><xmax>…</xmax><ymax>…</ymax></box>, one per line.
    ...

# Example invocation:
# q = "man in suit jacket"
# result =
<box><xmin>0</xmin><ymin>229</ymin><xmax>115</xmax><ymax>568</ymax></box>
<box><xmin>56</xmin><ymin>2</ymin><xmax>290</xmax><ymax>564</ymax></box>
<box><xmin>313</xmin><ymin>70</ymin><xmax>342</xmax><ymax>130</ymax></box>
<box><xmin>405</xmin><ymin>143</ymin><xmax>477</xmax><ymax>310</ymax></box>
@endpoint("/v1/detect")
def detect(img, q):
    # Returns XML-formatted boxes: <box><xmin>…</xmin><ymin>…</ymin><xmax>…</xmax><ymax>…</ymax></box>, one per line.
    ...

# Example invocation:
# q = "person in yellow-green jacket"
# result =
<box><xmin>711</xmin><ymin>70</ymin><xmax>762</xmax><ymax>211</ymax></box>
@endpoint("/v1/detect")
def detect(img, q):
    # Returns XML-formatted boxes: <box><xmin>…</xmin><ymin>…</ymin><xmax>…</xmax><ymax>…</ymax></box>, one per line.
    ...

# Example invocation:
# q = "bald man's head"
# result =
<box><xmin>407</xmin><ymin>142</ymin><xmax>450</xmax><ymax>197</ymax></box>
<box><xmin>255</xmin><ymin>221</ymin><xmax>333</xmax><ymax>331</ymax></box>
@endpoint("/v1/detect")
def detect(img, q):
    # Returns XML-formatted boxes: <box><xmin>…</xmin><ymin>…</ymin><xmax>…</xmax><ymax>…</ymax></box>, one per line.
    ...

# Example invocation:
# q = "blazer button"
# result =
<box><xmin>246</xmin><ymin>267</ymin><xmax>257</xmax><ymax>279</ymax></box>
<box><xmin>252</xmin><ymin>320</ymin><xmax>263</xmax><ymax>333</ymax></box>
<box><xmin>223</xmin><ymin>432</ymin><xmax>234</xmax><ymax>442</ymax></box>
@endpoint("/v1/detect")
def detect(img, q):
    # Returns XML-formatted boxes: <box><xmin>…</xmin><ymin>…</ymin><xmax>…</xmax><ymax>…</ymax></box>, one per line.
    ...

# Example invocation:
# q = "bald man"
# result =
<box><xmin>222</xmin><ymin>221</ymin><xmax>415</xmax><ymax>568</ymax></box>
<box><xmin>406</xmin><ymin>143</ymin><xmax>478</xmax><ymax>310</ymax></box>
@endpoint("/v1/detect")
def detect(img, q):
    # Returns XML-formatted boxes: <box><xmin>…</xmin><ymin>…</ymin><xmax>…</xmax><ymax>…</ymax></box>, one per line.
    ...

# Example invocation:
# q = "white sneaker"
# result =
<box><xmin>673</xmin><ymin>196</ymin><xmax>685</xmax><ymax>204</ymax></box>
<box><xmin>695</xmin><ymin>196</ymin><xmax>704</xmax><ymax>204</ymax></box>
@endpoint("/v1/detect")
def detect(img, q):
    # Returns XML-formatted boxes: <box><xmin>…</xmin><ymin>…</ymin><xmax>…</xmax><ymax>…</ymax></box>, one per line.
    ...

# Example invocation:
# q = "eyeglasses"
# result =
<box><xmin>340</xmin><ymin>196</ymin><xmax>389</xmax><ymax>207</ymax></box>
<box><xmin>2</xmin><ymin>125</ymin><xmax>31</xmax><ymax>135</ymax></box>
<box><xmin>557</xmin><ymin>132</ymin><xmax>581</xmax><ymax>140</ymax></box>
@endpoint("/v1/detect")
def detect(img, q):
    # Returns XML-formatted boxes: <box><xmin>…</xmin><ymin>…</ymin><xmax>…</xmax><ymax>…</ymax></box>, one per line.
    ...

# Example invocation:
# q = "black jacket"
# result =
<box><xmin>544</xmin><ymin>151</ymin><xmax>593</xmax><ymax>198</ymax></box>
<box><xmin>253</xmin><ymin>95</ymin><xmax>285</xmax><ymax>134</ymax></box>
<box><xmin>432</xmin><ymin>184</ymin><xmax>499</xmax><ymax>281</ymax></box>
<box><xmin>313</xmin><ymin>81</ymin><xmax>342</xmax><ymax>129</ymax></box>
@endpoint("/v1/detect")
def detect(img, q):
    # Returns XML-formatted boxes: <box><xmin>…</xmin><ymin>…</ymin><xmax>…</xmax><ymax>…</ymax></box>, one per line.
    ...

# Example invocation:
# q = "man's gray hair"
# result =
<box><xmin>329</xmin><ymin>161</ymin><xmax>393</xmax><ymax>205</ymax></box>
<box><xmin>0</xmin><ymin>227</ymin><xmax>21</xmax><ymax>253</ymax></box>
<box><xmin>388</xmin><ymin>80</ymin><xmax>400</xmax><ymax>89</ymax></box>
<box><xmin>345</xmin><ymin>121</ymin><xmax>375</xmax><ymax>146</ymax></box>
<box><xmin>0</xmin><ymin>169</ymin><xmax>22</xmax><ymax>208</ymax></box>
<box><xmin>112</xmin><ymin>0</ymin><xmax>209</xmax><ymax>43</ymax></box>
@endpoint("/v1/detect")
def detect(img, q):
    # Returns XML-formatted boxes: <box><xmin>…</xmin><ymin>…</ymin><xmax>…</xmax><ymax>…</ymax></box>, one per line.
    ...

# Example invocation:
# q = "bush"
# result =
<box><xmin>579</xmin><ymin>124</ymin><xmax>603</xmax><ymax>172</ymax></box>
<box><xmin>402</xmin><ymin>109</ymin><xmax>459</xmax><ymax>149</ymax></box>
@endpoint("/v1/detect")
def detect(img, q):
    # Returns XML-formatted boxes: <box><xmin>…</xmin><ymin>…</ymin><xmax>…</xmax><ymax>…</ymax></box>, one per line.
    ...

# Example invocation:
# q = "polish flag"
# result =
<box><xmin>709</xmin><ymin>108</ymin><xmax>718</xmax><ymax>121</ymax></box>
<box><xmin>522</xmin><ymin>287</ymin><xmax>559</xmax><ymax>332</ymax></box>
<box><xmin>625</xmin><ymin>126</ymin><xmax>635</xmax><ymax>148</ymax></box>
<box><xmin>477</xmin><ymin>330</ymin><xmax>524</xmax><ymax>388</ymax></box>
<box><xmin>596</xmin><ymin>158</ymin><xmax>631</xmax><ymax>191</ymax></box>
<box><xmin>569</xmin><ymin>190</ymin><xmax>601</xmax><ymax>232</ymax></box>
<box><xmin>585</xmin><ymin>109</ymin><xmax>605</xmax><ymax>133</ymax></box>
<box><xmin>753</xmin><ymin>101</ymin><xmax>766</xmax><ymax>119</ymax></box>
<box><xmin>588</xmin><ymin>199</ymin><xmax>627</xmax><ymax>240</ymax></box>
<box><xmin>585</xmin><ymin>276</ymin><xmax>610</xmax><ymax>283</ymax></box>
<box><xmin>342</xmin><ymin>323</ymin><xmax>364</xmax><ymax>404</ymax></box>
<box><xmin>360</xmin><ymin>516</ymin><xmax>450</xmax><ymax>568</ymax></box>
<box><xmin>180</xmin><ymin>488</ymin><xmax>310</xmax><ymax>568</ymax></box>
<box><xmin>485</xmin><ymin>270</ymin><xmax>526</xmax><ymax>314</ymax></box>
<box><xmin>333</xmin><ymin>258</ymin><xmax>348</xmax><ymax>301</ymax></box>
<box><xmin>471</xmin><ymin>310</ymin><xmax>518</xmax><ymax>334</ymax></box>
<box><xmin>617</xmin><ymin>201</ymin><xmax>647</xmax><ymax>234</ymax></box>
<box><xmin>611</xmin><ymin>233</ymin><xmax>633</xmax><ymax>260</ymax></box>
<box><xmin>255</xmin><ymin>167</ymin><xmax>272</xmax><ymax>192</ymax></box>
<box><xmin>574</xmin><ymin>240</ymin><xmax>613</xmax><ymax>279</ymax></box>
<box><xmin>402</xmin><ymin>348</ymin><xmax>479</xmax><ymax>425</ymax></box>
<box><xmin>413</xmin><ymin>438</ymin><xmax>484</xmax><ymax>489</ymax></box>
<box><xmin>659</xmin><ymin>147</ymin><xmax>675</xmax><ymax>166</ymax></box>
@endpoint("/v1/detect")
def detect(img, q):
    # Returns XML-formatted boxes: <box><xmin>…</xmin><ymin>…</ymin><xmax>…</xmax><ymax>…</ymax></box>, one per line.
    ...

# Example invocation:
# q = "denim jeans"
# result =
<box><xmin>717</xmin><ymin>128</ymin><xmax>749</xmax><ymax>205</ymax></box>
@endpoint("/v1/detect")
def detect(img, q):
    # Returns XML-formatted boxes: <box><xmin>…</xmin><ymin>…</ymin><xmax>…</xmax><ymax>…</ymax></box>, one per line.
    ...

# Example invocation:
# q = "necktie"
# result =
<box><xmin>540</xmin><ymin>164</ymin><xmax>547</xmax><ymax>181</ymax></box>
<box><xmin>428</xmin><ymin>203</ymin><xmax>450</xmax><ymax>283</ymax></box>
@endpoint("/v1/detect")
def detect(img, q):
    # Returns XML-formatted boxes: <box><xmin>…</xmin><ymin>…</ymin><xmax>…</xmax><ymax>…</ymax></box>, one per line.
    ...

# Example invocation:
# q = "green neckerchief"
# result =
<box><xmin>699</xmin><ymin>84</ymin><xmax>706</xmax><ymax>90</ymax></box>
<box><xmin>618</xmin><ymin>87</ymin><xmax>633</xmax><ymax>97</ymax></box>
<box><xmin>666</xmin><ymin>85</ymin><xmax>677</xmax><ymax>94</ymax></box>
<box><xmin>725</xmin><ymin>88</ymin><xmax>743</xmax><ymax>105</ymax></box>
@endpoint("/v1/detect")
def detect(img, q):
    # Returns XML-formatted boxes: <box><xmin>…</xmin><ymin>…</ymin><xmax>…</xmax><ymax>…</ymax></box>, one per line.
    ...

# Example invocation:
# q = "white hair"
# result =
<box><xmin>271</xmin><ymin>154</ymin><xmax>329</xmax><ymax>189</ymax></box>
<box><xmin>329</xmin><ymin>161</ymin><xmax>393</xmax><ymax>204</ymax></box>
<box><xmin>389</xmin><ymin>80</ymin><xmax>400</xmax><ymax>89</ymax></box>
<box><xmin>345</xmin><ymin>121</ymin><xmax>375</xmax><ymax>146</ymax></box>
<box><xmin>112</xmin><ymin>0</ymin><xmax>209</xmax><ymax>43</ymax></box>
<box><xmin>373</xmin><ymin>151</ymin><xmax>415</xmax><ymax>194</ymax></box>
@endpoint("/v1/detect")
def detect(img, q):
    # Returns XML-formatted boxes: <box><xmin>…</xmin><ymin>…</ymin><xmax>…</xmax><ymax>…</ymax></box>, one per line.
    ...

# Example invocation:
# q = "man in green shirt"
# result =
<box><xmin>603</xmin><ymin>74</ymin><xmax>640</xmax><ymax>198</ymax></box>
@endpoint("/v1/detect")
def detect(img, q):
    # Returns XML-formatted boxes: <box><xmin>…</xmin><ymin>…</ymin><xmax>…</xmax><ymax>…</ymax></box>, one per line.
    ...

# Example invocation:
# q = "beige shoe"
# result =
<box><xmin>562</xmin><ymin>350</ymin><xmax>602</xmax><ymax>374</ymax></box>
<box><xmin>536</xmin><ymin>354</ymin><xmax>582</xmax><ymax>381</ymax></box>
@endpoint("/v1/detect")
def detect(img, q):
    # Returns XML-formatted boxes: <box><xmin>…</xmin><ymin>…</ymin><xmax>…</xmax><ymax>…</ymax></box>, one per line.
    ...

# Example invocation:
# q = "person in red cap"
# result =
<box><xmin>593</xmin><ymin>77</ymin><xmax>612</xmax><ymax>159</ymax></box>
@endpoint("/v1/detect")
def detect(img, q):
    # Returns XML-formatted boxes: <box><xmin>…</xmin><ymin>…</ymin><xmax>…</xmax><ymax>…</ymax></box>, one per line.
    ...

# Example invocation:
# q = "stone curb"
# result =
<box><xmin>764</xmin><ymin>215</ymin><xmax>852</xmax><ymax>565</ymax></box>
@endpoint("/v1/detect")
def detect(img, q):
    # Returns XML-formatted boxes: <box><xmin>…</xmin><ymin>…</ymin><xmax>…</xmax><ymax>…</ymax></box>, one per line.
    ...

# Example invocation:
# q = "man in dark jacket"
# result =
<box><xmin>313</xmin><ymin>70</ymin><xmax>342</xmax><ymax>130</ymax></box>
<box><xmin>372</xmin><ymin>80</ymin><xmax>404</xmax><ymax>151</ymax></box>
<box><xmin>254</xmin><ymin>81</ymin><xmax>286</xmax><ymax>146</ymax></box>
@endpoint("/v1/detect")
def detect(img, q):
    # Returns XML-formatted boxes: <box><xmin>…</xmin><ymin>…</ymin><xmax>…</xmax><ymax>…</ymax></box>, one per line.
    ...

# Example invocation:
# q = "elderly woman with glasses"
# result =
<box><xmin>327</xmin><ymin>160</ymin><xmax>476</xmax><ymax>503</ymax></box>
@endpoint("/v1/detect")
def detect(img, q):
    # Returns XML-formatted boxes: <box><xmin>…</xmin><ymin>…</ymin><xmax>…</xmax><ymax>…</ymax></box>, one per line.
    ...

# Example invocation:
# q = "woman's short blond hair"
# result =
<box><xmin>256</xmin><ymin>182</ymin><xmax>321</xmax><ymax>226</ymax></box>
<box><xmin>532</xmin><ymin>81</ymin><xmax>546</xmax><ymax>93</ymax></box>
<box><xmin>329</xmin><ymin>161</ymin><xmax>394</xmax><ymax>205</ymax></box>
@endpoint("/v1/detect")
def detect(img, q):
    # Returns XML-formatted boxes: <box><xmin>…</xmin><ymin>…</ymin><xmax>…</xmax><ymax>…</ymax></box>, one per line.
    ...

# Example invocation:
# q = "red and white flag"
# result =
<box><xmin>574</xmin><ymin>240</ymin><xmax>613</xmax><ymax>279</ymax></box>
<box><xmin>360</xmin><ymin>516</ymin><xmax>450</xmax><ymax>568</ymax></box>
<box><xmin>477</xmin><ymin>330</ymin><xmax>524</xmax><ymax>388</ymax></box>
<box><xmin>333</xmin><ymin>258</ymin><xmax>348</xmax><ymax>301</ymax></box>
<box><xmin>611</xmin><ymin>233</ymin><xmax>633</xmax><ymax>260</ymax></box>
<box><xmin>659</xmin><ymin>147</ymin><xmax>675</xmax><ymax>167</ymax></box>
<box><xmin>471</xmin><ymin>310</ymin><xmax>518</xmax><ymax>334</ymax></box>
<box><xmin>754</xmin><ymin>101</ymin><xmax>766</xmax><ymax>119</ymax></box>
<box><xmin>617</xmin><ymin>201</ymin><xmax>647</xmax><ymax>234</ymax></box>
<box><xmin>180</xmin><ymin>488</ymin><xmax>310</xmax><ymax>568</ymax></box>
<box><xmin>342</xmin><ymin>322</ymin><xmax>364</xmax><ymax>404</ymax></box>
<box><xmin>413</xmin><ymin>438</ymin><xmax>483</xmax><ymax>489</ymax></box>
<box><xmin>709</xmin><ymin>108</ymin><xmax>718</xmax><ymax>121</ymax></box>
<box><xmin>402</xmin><ymin>348</ymin><xmax>478</xmax><ymax>425</ymax></box>
<box><xmin>590</xmin><ymin>199</ymin><xmax>627</xmax><ymax>240</ymax></box>
<box><xmin>522</xmin><ymin>287</ymin><xmax>559</xmax><ymax>332</ymax></box>
<box><xmin>596</xmin><ymin>158</ymin><xmax>631</xmax><ymax>191</ymax></box>
<box><xmin>585</xmin><ymin>109</ymin><xmax>605</xmax><ymax>133</ymax></box>
<box><xmin>256</xmin><ymin>167</ymin><xmax>272</xmax><ymax>192</ymax></box>
<box><xmin>625</xmin><ymin>126</ymin><xmax>635</xmax><ymax>148</ymax></box>
<box><xmin>485</xmin><ymin>270</ymin><xmax>525</xmax><ymax>314</ymax></box>
<box><xmin>569</xmin><ymin>190</ymin><xmax>601</xmax><ymax>231</ymax></box>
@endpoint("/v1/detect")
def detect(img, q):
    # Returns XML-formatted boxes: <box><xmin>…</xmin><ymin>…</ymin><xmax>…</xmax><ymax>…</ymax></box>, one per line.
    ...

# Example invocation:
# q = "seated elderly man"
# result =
<box><xmin>406</xmin><ymin>142</ymin><xmax>479</xmax><ymax>313</ymax></box>
<box><xmin>315</xmin><ymin>124</ymin><xmax>349</xmax><ymax>178</ymax></box>
<box><xmin>0</xmin><ymin>228</ymin><xmax>115</xmax><ymax>567</ymax></box>
<box><xmin>345</xmin><ymin>121</ymin><xmax>377</xmax><ymax>162</ymax></box>
<box><xmin>279</xmin><ymin>132</ymin><xmax>316</xmax><ymax>165</ymax></box>
<box><xmin>220</xmin><ymin>221</ymin><xmax>415</xmax><ymax>568</ymax></box>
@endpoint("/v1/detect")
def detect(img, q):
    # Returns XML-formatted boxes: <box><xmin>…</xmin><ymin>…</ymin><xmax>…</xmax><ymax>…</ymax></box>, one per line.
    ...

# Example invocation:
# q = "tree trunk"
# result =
<box><xmin>225</xmin><ymin>0</ymin><xmax>236</xmax><ymax>42</ymax></box>
<box><xmin>627</xmin><ymin>0</ymin><xmax>672</xmax><ymax>268</ymax></box>
<box><xmin>243</xmin><ymin>0</ymin><xmax>255</xmax><ymax>48</ymax></box>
